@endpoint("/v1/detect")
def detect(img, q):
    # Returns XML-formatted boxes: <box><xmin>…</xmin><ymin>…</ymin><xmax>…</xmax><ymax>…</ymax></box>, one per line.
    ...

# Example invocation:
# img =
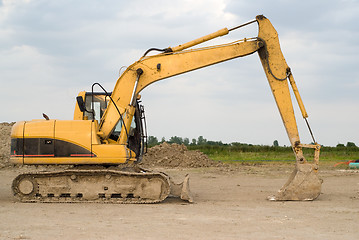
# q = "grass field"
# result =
<box><xmin>187</xmin><ymin>145</ymin><xmax>359</xmax><ymax>166</ymax></box>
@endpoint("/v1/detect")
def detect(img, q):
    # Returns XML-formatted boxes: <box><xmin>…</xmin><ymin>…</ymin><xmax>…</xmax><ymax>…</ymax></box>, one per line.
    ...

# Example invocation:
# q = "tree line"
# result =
<box><xmin>147</xmin><ymin>135</ymin><xmax>224</xmax><ymax>147</ymax></box>
<box><xmin>147</xmin><ymin>135</ymin><xmax>358</xmax><ymax>150</ymax></box>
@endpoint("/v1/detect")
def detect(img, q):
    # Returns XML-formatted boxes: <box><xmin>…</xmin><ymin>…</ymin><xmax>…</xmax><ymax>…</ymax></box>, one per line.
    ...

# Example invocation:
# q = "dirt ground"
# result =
<box><xmin>1</xmin><ymin>165</ymin><xmax>358</xmax><ymax>240</ymax></box>
<box><xmin>1</xmin><ymin>123</ymin><xmax>359</xmax><ymax>239</ymax></box>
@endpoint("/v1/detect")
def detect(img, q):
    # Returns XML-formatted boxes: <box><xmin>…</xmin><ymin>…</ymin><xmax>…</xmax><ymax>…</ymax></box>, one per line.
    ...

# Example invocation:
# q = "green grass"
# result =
<box><xmin>187</xmin><ymin>145</ymin><xmax>359</xmax><ymax>164</ymax></box>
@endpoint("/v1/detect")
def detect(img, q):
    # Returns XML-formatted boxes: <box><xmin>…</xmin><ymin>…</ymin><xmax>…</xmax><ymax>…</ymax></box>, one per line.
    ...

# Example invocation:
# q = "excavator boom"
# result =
<box><xmin>98</xmin><ymin>38</ymin><xmax>262</xmax><ymax>140</ymax></box>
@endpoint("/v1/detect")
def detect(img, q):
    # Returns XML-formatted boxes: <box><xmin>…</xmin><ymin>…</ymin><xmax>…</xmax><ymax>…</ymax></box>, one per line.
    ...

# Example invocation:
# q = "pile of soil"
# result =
<box><xmin>0</xmin><ymin>122</ymin><xmax>14</xmax><ymax>168</ymax></box>
<box><xmin>141</xmin><ymin>142</ymin><xmax>223</xmax><ymax>168</ymax></box>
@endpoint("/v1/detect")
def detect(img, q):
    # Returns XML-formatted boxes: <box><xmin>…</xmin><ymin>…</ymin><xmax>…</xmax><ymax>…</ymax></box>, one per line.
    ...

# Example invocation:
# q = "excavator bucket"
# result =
<box><xmin>268</xmin><ymin>163</ymin><xmax>322</xmax><ymax>201</ymax></box>
<box><xmin>169</xmin><ymin>174</ymin><xmax>193</xmax><ymax>203</ymax></box>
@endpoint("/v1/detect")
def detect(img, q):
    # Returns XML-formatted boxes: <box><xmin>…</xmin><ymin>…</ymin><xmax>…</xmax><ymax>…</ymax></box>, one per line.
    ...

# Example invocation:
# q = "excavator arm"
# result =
<box><xmin>99</xmin><ymin>15</ymin><xmax>322</xmax><ymax>200</ymax></box>
<box><xmin>256</xmin><ymin>15</ymin><xmax>322</xmax><ymax>200</ymax></box>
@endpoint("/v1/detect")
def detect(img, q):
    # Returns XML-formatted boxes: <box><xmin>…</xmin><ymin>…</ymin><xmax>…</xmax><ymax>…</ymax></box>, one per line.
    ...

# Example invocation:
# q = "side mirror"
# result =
<box><xmin>76</xmin><ymin>96</ymin><xmax>86</xmax><ymax>112</ymax></box>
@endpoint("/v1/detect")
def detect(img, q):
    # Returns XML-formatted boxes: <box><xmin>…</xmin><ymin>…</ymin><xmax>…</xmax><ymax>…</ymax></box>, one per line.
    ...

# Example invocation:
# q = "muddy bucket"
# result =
<box><xmin>268</xmin><ymin>162</ymin><xmax>322</xmax><ymax>201</ymax></box>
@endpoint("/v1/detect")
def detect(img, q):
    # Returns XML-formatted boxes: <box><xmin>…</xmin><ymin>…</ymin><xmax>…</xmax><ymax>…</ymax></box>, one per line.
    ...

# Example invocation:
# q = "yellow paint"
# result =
<box><xmin>10</xmin><ymin>121</ymin><xmax>25</xmax><ymax>138</ymax></box>
<box><xmin>73</xmin><ymin>91</ymin><xmax>86</xmax><ymax>120</ymax></box>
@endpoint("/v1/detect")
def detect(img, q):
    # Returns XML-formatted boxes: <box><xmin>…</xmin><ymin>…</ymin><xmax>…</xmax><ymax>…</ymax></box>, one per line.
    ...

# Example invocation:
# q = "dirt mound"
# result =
<box><xmin>141</xmin><ymin>142</ymin><xmax>223</xmax><ymax>168</ymax></box>
<box><xmin>0</xmin><ymin>122</ymin><xmax>15</xmax><ymax>168</ymax></box>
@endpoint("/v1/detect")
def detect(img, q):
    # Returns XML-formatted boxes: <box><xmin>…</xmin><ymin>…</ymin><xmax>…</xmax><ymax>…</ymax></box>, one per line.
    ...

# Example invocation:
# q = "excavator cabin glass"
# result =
<box><xmin>83</xmin><ymin>92</ymin><xmax>110</xmax><ymax>121</ymax></box>
<box><xmin>82</xmin><ymin>92</ymin><xmax>147</xmax><ymax>161</ymax></box>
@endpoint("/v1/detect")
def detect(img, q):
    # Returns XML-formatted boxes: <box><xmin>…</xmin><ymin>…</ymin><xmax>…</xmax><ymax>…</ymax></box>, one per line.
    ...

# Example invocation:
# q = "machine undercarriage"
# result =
<box><xmin>12</xmin><ymin>166</ymin><xmax>192</xmax><ymax>203</ymax></box>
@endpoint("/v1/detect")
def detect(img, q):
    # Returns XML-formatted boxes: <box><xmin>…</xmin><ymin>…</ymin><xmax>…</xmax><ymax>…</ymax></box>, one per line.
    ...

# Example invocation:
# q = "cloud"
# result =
<box><xmin>1</xmin><ymin>0</ymin><xmax>358</xmax><ymax>146</ymax></box>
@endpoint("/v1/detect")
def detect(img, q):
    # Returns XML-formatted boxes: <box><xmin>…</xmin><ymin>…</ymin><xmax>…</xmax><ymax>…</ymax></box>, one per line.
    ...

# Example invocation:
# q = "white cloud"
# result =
<box><xmin>0</xmin><ymin>0</ymin><xmax>358</xmax><ymax>146</ymax></box>
<box><xmin>2</xmin><ymin>44</ymin><xmax>56</xmax><ymax>78</ymax></box>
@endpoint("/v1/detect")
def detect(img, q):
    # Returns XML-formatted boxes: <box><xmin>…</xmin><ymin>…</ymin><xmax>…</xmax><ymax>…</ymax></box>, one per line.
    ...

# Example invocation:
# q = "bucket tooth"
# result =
<box><xmin>169</xmin><ymin>174</ymin><xmax>193</xmax><ymax>203</ymax></box>
<box><xmin>268</xmin><ymin>163</ymin><xmax>322</xmax><ymax>201</ymax></box>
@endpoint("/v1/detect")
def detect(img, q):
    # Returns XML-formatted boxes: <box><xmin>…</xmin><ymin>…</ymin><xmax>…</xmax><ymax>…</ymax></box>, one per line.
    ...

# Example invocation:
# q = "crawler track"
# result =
<box><xmin>12</xmin><ymin>168</ymin><xmax>171</xmax><ymax>203</ymax></box>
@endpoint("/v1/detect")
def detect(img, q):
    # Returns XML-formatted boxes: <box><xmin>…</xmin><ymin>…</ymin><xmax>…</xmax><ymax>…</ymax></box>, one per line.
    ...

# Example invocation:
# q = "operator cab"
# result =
<box><xmin>76</xmin><ymin>92</ymin><xmax>147</xmax><ymax>161</ymax></box>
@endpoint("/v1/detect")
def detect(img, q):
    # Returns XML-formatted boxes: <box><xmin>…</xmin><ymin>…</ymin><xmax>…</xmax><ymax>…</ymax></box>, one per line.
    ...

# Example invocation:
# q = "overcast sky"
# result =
<box><xmin>1</xmin><ymin>0</ymin><xmax>358</xmax><ymax>147</ymax></box>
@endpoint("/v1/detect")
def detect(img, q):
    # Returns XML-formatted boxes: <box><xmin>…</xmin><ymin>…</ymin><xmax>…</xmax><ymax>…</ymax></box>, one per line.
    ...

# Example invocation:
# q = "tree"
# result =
<box><xmin>169</xmin><ymin>136</ymin><xmax>183</xmax><ymax>144</ymax></box>
<box><xmin>147</xmin><ymin>136</ymin><xmax>159</xmax><ymax>146</ymax></box>
<box><xmin>161</xmin><ymin>137</ymin><xmax>166</xmax><ymax>143</ymax></box>
<box><xmin>207</xmin><ymin>140</ymin><xmax>224</xmax><ymax>145</ymax></box>
<box><xmin>191</xmin><ymin>138</ymin><xmax>197</xmax><ymax>145</ymax></box>
<box><xmin>197</xmin><ymin>136</ymin><xmax>207</xmax><ymax>145</ymax></box>
<box><xmin>346</xmin><ymin>142</ymin><xmax>357</xmax><ymax>147</ymax></box>
<box><xmin>183</xmin><ymin>138</ymin><xmax>190</xmax><ymax>146</ymax></box>
<box><xmin>273</xmin><ymin>140</ymin><xmax>279</xmax><ymax>147</ymax></box>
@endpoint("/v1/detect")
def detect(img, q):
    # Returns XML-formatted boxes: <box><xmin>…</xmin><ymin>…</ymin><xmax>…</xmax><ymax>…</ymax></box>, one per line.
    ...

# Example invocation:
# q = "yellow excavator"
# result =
<box><xmin>10</xmin><ymin>15</ymin><xmax>322</xmax><ymax>203</ymax></box>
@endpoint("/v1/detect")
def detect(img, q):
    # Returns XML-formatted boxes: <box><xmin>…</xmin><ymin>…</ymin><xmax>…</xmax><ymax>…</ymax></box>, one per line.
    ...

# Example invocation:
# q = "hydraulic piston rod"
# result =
<box><xmin>170</xmin><ymin>19</ymin><xmax>257</xmax><ymax>52</ymax></box>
